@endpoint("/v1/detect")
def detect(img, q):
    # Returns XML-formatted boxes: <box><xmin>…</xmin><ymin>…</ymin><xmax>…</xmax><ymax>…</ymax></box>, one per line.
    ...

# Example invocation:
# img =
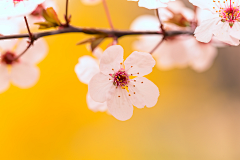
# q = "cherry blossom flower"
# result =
<box><xmin>189</xmin><ymin>0</ymin><xmax>240</xmax><ymax>46</ymax></box>
<box><xmin>75</xmin><ymin>48</ymin><xmax>108</xmax><ymax>112</ymax></box>
<box><xmin>130</xmin><ymin>1</ymin><xmax>222</xmax><ymax>72</ymax></box>
<box><xmin>81</xmin><ymin>0</ymin><xmax>101</xmax><ymax>5</ymax></box>
<box><xmin>88</xmin><ymin>45</ymin><xmax>159</xmax><ymax>121</ymax></box>
<box><xmin>0</xmin><ymin>0</ymin><xmax>46</xmax><ymax>19</ymax></box>
<box><xmin>0</xmin><ymin>39</ymin><xmax>48</xmax><ymax>93</ymax></box>
<box><xmin>127</xmin><ymin>0</ymin><xmax>175</xmax><ymax>9</ymax></box>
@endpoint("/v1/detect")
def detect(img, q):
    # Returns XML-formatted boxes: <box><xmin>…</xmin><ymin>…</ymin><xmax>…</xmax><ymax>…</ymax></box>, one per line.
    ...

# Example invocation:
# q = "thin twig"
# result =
<box><xmin>102</xmin><ymin>0</ymin><xmax>114</xmax><ymax>30</ymax></box>
<box><xmin>24</xmin><ymin>16</ymin><xmax>34</xmax><ymax>41</ymax></box>
<box><xmin>65</xmin><ymin>0</ymin><xmax>70</xmax><ymax>26</ymax></box>
<box><xmin>150</xmin><ymin>39</ymin><xmax>164</xmax><ymax>54</ymax></box>
<box><xmin>155</xmin><ymin>9</ymin><xmax>165</xmax><ymax>35</ymax></box>
<box><xmin>14</xmin><ymin>17</ymin><xmax>34</xmax><ymax>61</ymax></box>
<box><xmin>14</xmin><ymin>41</ymin><xmax>34</xmax><ymax>60</ymax></box>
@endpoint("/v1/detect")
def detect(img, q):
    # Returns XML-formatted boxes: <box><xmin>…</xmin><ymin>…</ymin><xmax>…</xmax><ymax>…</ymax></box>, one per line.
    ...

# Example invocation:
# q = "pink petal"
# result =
<box><xmin>189</xmin><ymin>0</ymin><xmax>215</xmax><ymax>13</ymax></box>
<box><xmin>213</xmin><ymin>23</ymin><xmax>240</xmax><ymax>46</ymax></box>
<box><xmin>128</xmin><ymin>77</ymin><xmax>159</xmax><ymax>108</ymax></box>
<box><xmin>124</xmin><ymin>51</ymin><xmax>155</xmax><ymax>77</ymax></box>
<box><xmin>15</xmin><ymin>39</ymin><xmax>48</xmax><ymax>64</ymax></box>
<box><xmin>99</xmin><ymin>45</ymin><xmax>123</xmax><ymax>75</ymax></box>
<box><xmin>88</xmin><ymin>72</ymin><xmax>113</xmax><ymax>103</ymax></box>
<box><xmin>130</xmin><ymin>15</ymin><xmax>160</xmax><ymax>31</ymax></box>
<box><xmin>107</xmin><ymin>87</ymin><xmax>133</xmax><ymax>121</ymax></box>
<box><xmin>194</xmin><ymin>17</ymin><xmax>221</xmax><ymax>43</ymax></box>
<box><xmin>0</xmin><ymin>0</ymin><xmax>45</xmax><ymax>19</ymax></box>
<box><xmin>0</xmin><ymin>64</ymin><xmax>10</xmax><ymax>93</ymax></box>
<box><xmin>81</xmin><ymin>0</ymin><xmax>101</xmax><ymax>5</ymax></box>
<box><xmin>86</xmin><ymin>92</ymin><xmax>108</xmax><ymax>112</ymax></box>
<box><xmin>75</xmin><ymin>56</ymin><xmax>99</xmax><ymax>85</ymax></box>
<box><xmin>138</xmin><ymin>0</ymin><xmax>168</xmax><ymax>9</ymax></box>
<box><xmin>188</xmin><ymin>42</ymin><xmax>217</xmax><ymax>72</ymax></box>
<box><xmin>10</xmin><ymin>63</ymin><xmax>40</xmax><ymax>88</ymax></box>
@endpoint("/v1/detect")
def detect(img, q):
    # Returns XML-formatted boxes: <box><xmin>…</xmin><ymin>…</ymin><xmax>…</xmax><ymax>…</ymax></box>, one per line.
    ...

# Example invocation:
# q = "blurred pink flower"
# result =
<box><xmin>88</xmin><ymin>45</ymin><xmax>159</xmax><ymax>121</ymax></box>
<box><xmin>189</xmin><ymin>0</ymin><xmax>240</xmax><ymax>46</ymax></box>
<box><xmin>0</xmin><ymin>39</ymin><xmax>48</xmax><ymax>93</ymax></box>
<box><xmin>130</xmin><ymin>1</ymin><xmax>223</xmax><ymax>72</ymax></box>
<box><xmin>128</xmin><ymin>0</ymin><xmax>175</xmax><ymax>9</ymax></box>
<box><xmin>75</xmin><ymin>48</ymin><xmax>108</xmax><ymax>112</ymax></box>
<box><xmin>80</xmin><ymin>0</ymin><xmax>101</xmax><ymax>5</ymax></box>
<box><xmin>0</xmin><ymin>0</ymin><xmax>45</xmax><ymax>19</ymax></box>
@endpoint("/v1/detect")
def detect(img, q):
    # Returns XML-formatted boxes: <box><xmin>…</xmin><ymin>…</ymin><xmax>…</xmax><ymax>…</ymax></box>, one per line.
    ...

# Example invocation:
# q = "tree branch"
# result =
<box><xmin>0</xmin><ymin>25</ymin><xmax>193</xmax><ymax>41</ymax></box>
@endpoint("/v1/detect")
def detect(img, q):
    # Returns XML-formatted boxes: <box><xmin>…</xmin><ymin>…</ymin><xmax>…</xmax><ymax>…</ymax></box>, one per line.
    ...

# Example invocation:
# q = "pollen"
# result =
<box><xmin>213</xmin><ymin>0</ymin><xmax>240</xmax><ymax>28</ymax></box>
<box><xmin>112</xmin><ymin>69</ymin><xmax>130</xmax><ymax>87</ymax></box>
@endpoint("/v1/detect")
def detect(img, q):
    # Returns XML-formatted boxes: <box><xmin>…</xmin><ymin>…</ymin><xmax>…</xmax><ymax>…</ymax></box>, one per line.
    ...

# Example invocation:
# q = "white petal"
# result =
<box><xmin>99</xmin><ymin>45</ymin><xmax>123</xmax><ymax>75</ymax></box>
<box><xmin>0</xmin><ymin>0</ymin><xmax>45</xmax><ymax>19</ymax></box>
<box><xmin>92</xmin><ymin>47</ymin><xmax>103</xmax><ymax>60</ymax></box>
<box><xmin>194</xmin><ymin>17</ymin><xmax>221</xmax><ymax>43</ymax></box>
<box><xmin>138</xmin><ymin>0</ymin><xmax>168</xmax><ymax>9</ymax></box>
<box><xmin>128</xmin><ymin>77</ymin><xmax>159</xmax><ymax>108</ymax></box>
<box><xmin>230</xmin><ymin>22</ymin><xmax>240</xmax><ymax>40</ymax></box>
<box><xmin>107</xmin><ymin>86</ymin><xmax>133</xmax><ymax>121</ymax></box>
<box><xmin>10</xmin><ymin>63</ymin><xmax>40</xmax><ymax>88</ymax></box>
<box><xmin>86</xmin><ymin>92</ymin><xmax>108</xmax><ymax>112</ymax></box>
<box><xmin>75</xmin><ymin>56</ymin><xmax>99</xmax><ymax>84</ymax></box>
<box><xmin>213</xmin><ymin>22</ymin><xmax>240</xmax><ymax>46</ymax></box>
<box><xmin>0</xmin><ymin>64</ymin><xmax>10</xmax><ymax>93</ymax></box>
<box><xmin>189</xmin><ymin>0</ymin><xmax>215</xmax><ymax>13</ymax></box>
<box><xmin>188</xmin><ymin>41</ymin><xmax>217</xmax><ymax>72</ymax></box>
<box><xmin>88</xmin><ymin>72</ymin><xmax>113</xmax><ymax>103</ymax></box>
<box><xmin>153</xmin><ymin>37</ymin><xmax>191</xmax><ymax>70</ymax></box>
<box><xmin>130</xmin><ymin>15</ymin><xmax>160</xmax><ymax>31</ymax></box>
<box><xmin>15</xmin><ymin>39</ymin><xmax>48</xmax><ymax>64</ymax></box>
<box><xmin>81</xmin><ymin>0</ymin><xmax>101</xmax><ymax>5</ymax></box>
<box><xmin>124</xmin><ymin>51</ymin><xmax>155</xmax><ymax>77</ymax></box>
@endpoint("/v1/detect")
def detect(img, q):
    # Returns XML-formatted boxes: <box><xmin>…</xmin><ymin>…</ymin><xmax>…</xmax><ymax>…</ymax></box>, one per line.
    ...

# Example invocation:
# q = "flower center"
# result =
<box><xmin>1</xmin><ymin>51</ymin><xmax>17</xmax><ymax>65</ymax></box>
<box><xmin>112</xmin><ymin>69</ymin><xmax>130</xmax><ymax>87</ymax></box>
<box><xmin>214</xmin><ymin>0</ymin><xmax>240</xmax><ymax>27</ymax></box>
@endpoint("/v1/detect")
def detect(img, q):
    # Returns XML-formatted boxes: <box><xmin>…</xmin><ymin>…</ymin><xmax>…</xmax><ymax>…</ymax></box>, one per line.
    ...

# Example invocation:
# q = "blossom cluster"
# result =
<box><xmin>0</xmin><ymin>0</ymin><xmax>239</xmax><ymax>121</ymax></box>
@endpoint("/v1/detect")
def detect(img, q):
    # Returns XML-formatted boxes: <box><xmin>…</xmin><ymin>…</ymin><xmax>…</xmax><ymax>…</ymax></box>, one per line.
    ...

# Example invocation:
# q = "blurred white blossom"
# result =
<box><xmin>128</xmin><ymin>0</ymin><xmax>175</xmax><ymax>9</ymax></box>
<box><xmin>88</xmin><ymin>45</ymin><xmax>159</xmax><ymax>121</ymax></box>
<box><xmin>0</xmin><ymin>0</ymin><xmax>45</xmax><ymax>19</ymax></box>
<box><xmin>75</xmin><ymin>48</ymin><xmax>108</xmax><ymax>112</ymax></box>
<box><xmin>0</xmin><ymin>39</ymin><xmax>48</xmax><ymax>93</ymax></box>
<box><xmin>80</xmin><ymin>0</ymin><xmax>101</xmax><ymax>5</ymax></box>
<box><xmin>189</xmin><ymin>0</ymin><xmax>240</xmax><ymax>46</ymax></box>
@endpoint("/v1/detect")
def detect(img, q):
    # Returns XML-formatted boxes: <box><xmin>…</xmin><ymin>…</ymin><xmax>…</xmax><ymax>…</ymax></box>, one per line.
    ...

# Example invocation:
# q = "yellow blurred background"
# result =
<box><xmin>0</xmin><ymin>0</ymin><xmax>240</xmax><ymax>159</ymax></box>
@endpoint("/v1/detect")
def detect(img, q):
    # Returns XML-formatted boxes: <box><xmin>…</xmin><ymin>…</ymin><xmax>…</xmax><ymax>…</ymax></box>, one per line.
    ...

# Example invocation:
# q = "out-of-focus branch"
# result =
<box><xmin>102</xmin><ymin>0</ymin><xmax>114</xmax><ymax>30</ymax></box>
<box><xmin>0</xmin><ymin>25</ymin><xmax>193</xmax><ymax>41</ymax></box>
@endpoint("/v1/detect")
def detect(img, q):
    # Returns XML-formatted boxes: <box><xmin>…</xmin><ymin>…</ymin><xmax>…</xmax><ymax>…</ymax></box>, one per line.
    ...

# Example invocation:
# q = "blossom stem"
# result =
<box><xmin>13</xmin><ymin>16</ymin><xmax>34</xmax><ymax>61</ymax></box>
<box><xmin>0</xmin><ymin>26</ymin><xmax>193</xmax><ymax>40</ymax></box>
<box><xmin>155</xmin><ymin>9</ymin><xmax>165</xmax><ymax>36</ymax></box>
<box><xmin>102</xmin><ymin>0</ymin><xmax>118</xmax><ymax>44</ymax></box>
<box><xmin>149</xmin><ymin>39</ymin><xmax>164</xmax><ymax>55</ymax></box>
<box><xmin>102</xmin><ymin>0</ymin><xmax>114</xmax><ymax>30</ymax></box>
<box><xmin>24</xmin><ymin>16</ymin><xmax>34</xmax><ymax>42</ymax></box>
<box><xmin>14</xmin><ymin>41</ymin><xmax>34</xmax><ymax>61</ymax></box>
<box><xmin>65</xmin><ymin>0</ymin><xmax>70</xmax><ymax>26</ymax></box>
